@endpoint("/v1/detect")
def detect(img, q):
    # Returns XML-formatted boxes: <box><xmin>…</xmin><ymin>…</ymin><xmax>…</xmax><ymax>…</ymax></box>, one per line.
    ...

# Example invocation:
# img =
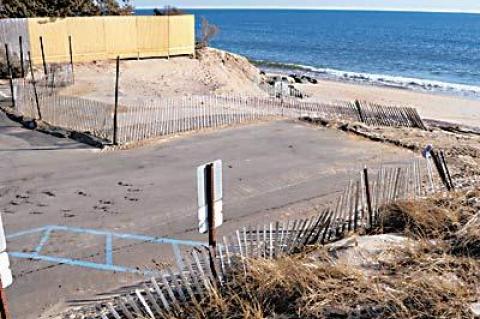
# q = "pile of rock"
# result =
<box><xmin>260</xmin><ymin>72</ymin><xmax>314</xmax><ymax>98</ymax></box>
<box><xmin>289</xmin><ymin>73</ymin><xmax>318</xmax><ymax>84</ymax></box>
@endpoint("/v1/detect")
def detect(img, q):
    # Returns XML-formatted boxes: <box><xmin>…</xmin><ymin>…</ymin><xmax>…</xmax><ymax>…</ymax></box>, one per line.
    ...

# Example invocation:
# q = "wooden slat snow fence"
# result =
<box><xmin>11</xmin><ymin>78</ymin><xmax>426</xmax><ymax>146</ymax></box>
<box><xmin>281</xmin><ymin>98</ymin><xmax>426</xmax><ymax>129</ymax></box>
<box><xmin>69</xmin><ymin>159</ymin><xmax>442</xmax><ymax>319</ymax></box>
<box><xmin>12</xmin><ymin>76</ymin><xmax>114</xmax><ymax>141</ymax></box>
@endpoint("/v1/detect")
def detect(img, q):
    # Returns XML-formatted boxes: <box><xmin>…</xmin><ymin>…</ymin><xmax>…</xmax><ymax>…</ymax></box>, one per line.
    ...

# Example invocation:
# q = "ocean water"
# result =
<box><xmin>136</xmin><ymin>9</ymin><xmax>480</xmax><ymax>98</ymax></box>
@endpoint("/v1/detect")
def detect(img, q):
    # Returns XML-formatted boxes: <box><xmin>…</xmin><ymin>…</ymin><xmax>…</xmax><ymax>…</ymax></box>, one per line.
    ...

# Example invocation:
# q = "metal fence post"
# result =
<box><xmin>68</xmin><ymin>35</ymin><xmax>74</xmax><ymax>83</ymax></box>
<box><xmin>19</xmin><ymin>36</ymin><xmax>25</xmax><ymax>78</ymax></box>
<box><xmin>440</xmin><ymin>151</ymin><xmax>454</xmax><ymax>190</ymax></box>
<box><xmin>39</xmin><ymin>36</ymin><xmax>48</xmax><ymax>77</ymax></box>
<box><xmin>4</xmin><ymin>44</ymin><xmax>15</xmax><ymax>108</ymax></box>
<box><xmin>28</xmin><ymin>51</ymin><xmax>42</xmax><ymax>120</ymax></box>
<box><xmin>431</xmin><ymin>150</ymin><xmax>452</xmax><ymax>191</ymax></box>
<box><xmin>363</xmin><ymin>167</ymin><xmax>374</xmax><ymax>228</ymax></box>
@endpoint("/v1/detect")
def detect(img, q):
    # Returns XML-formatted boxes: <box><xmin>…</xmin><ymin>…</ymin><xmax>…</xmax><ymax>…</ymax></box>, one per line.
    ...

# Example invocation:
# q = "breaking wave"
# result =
<box><xmin>254</xmin><ymin>60</ymin><xmax>480</xmax><ymax>99</ymax></box>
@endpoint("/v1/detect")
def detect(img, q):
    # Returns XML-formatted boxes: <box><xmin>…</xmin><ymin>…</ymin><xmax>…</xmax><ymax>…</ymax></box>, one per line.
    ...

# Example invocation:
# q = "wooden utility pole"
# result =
<box><xmin>354</xmin><ymin>100</ymin><xmax>365</xmax><ymax>123</ymax></box>
<box><xmin>68</xmin><ymin>36</ymin><xmax>74</xmax><ymax>83</ymax></box>
<box><xmin>113</xmin><ymin>56</ymin><xmax>120</xmax><ymax>145</ymax></box>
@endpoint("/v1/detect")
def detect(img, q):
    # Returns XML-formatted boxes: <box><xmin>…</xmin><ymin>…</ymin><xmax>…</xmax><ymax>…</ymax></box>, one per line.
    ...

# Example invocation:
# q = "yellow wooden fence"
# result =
<box><xmin>26</xmin><ymin>15</ymin><xmax>195</xmax><ymax>64</ymax></box>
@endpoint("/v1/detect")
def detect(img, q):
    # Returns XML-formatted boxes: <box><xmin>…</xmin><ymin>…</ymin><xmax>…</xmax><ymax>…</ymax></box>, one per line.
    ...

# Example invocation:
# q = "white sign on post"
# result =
<box><xmin>0</xmin><ymin>214</ymin><xmax>12</xmax><ymax>288</ymax></box>
<box><xmin>197</xmin><ymin>160</ymin><xmax>223</xmax><ymax>234</ymax></box>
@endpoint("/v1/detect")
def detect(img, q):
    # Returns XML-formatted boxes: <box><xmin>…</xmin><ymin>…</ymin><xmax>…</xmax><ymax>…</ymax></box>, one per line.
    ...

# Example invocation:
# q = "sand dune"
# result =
<box><xmin>66</xmin><ymin>47</ymin><xmax>266</xmax><ymax>106</ymax></box>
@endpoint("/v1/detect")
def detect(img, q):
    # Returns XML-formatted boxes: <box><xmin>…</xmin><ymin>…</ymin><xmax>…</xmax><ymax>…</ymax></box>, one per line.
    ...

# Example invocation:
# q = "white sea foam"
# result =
<box><xmin>256</xmin><ymin>60</ymin><xmax>480</xmax><ymax>98</ymax></box>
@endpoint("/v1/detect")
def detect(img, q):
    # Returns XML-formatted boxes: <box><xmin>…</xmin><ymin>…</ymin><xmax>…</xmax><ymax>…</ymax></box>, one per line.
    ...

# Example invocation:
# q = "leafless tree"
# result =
<box><xmin>198</xmin><ymin>17</ymin><xmax>219</xmax><ymax>48</ymax></box>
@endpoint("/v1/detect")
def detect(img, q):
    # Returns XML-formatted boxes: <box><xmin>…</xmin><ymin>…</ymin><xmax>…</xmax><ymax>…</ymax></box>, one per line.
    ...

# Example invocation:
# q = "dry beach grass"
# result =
<box><xmin>166</xmin><ymin>191</ymin><xmax>480</xmax><ymax>319</ymax></box>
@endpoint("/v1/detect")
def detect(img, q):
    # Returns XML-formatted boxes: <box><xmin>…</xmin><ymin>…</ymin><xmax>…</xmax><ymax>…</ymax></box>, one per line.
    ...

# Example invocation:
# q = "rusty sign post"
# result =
<box><xmin>197</xmin><ymin>160</ymin><xmax>223</xmax><ymax>278</ymax></box>
<box><xmin>0</xmin><ymin>280</ymin><xmax>10</xmax><ymax>319</ymax></box>
<box><xmin>205</xmin><ymin>163</ymin><xmax>216</xmax><ymax>249</ymax></box>
<box><xmin>197</xmin><ymin>160</ymin><xmax>223</xmax><ymax>240</ymax></box>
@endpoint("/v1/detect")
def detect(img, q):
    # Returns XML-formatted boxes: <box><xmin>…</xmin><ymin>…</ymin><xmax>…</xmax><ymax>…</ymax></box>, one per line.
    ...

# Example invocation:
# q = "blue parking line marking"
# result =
<box><xmin>34</xmin><ymin>228</ymin><xmax>53</xmax><ymax>254</ymax></box>
<box><xmin>6</xmin><ymin>225</ymin><xmax>206</xmax><ymax>275</ymax></box>
<box><xmin>10</xmin><ymin>252</ymin><xmax>160</xmax><ymax>276</ymax></box>
<box><xmin>6</xmin><ymin>226</ymin><xmax>47</xmax><ymax>240</ymax></box>
<box><xmin>45</xmin><ymin>225</ymin><xmax>206</xmax><ymax>247</ymax></box>
<box><xmin>172</xmin><ymin>244</ymin><xmax>185</xmax><ymax>270</ymax></box>
<box><xmin>105</xmin><ymin>233</ymin><xmax>113</xmax><ymax>265</ymax></box>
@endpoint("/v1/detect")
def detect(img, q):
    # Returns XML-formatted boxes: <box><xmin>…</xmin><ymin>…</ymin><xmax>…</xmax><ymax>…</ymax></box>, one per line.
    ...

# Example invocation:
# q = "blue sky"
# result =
<box><xmin>134</xmin><ymin>0</ymin><xmax>480</xmax><ymax>12</ymax></box>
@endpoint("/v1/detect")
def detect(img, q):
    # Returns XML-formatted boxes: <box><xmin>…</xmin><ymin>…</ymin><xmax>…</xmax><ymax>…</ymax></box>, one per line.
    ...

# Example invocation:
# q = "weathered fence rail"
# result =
<box><xmin>69</xmin><ymin>158</ymin><xmax>442</xmax><ymax>319</ymax></box>
<box><xmin>115</xmin><ymin>95</ymin><xmax>283</xmax><ymax>144</ymax></box>
<box><xmin>13</xmin><ymin>78</ymin><xmax>113</xmax><ymax>140</ymax></box>
<box><xmin>283</xmin><ymin>98</ymin><xmax>426</xmax><ymax>129</ymax></box>
<box><xmin>9</xmin><ymin>78</ymin><xmax>427</xmax><ymax>146</ymax></box>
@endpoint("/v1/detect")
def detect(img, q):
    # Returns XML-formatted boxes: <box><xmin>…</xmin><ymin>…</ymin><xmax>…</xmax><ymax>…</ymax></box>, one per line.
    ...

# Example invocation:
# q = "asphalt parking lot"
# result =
<box><xmin>0</xmin><ymin>114</ymin><xmax>414</xmax><ymax>318</ymax></box>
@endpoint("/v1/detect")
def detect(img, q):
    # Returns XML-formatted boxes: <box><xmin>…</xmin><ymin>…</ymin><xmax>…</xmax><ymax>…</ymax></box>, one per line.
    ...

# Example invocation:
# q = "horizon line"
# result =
<box><xmin>134</xmin><ymin>6</ymin><xmax>480</xmax><ymax>14</ymax></box>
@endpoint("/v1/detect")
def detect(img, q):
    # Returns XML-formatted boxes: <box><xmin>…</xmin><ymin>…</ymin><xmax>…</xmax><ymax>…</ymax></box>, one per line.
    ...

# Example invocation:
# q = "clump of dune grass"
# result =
<box><xmin>167</xmin><ymin>244</ymin><xmax>478</xmax><ymax>319</ymax></box>
<box><xmin>379</xmin><ymin>190</ymin><xmax>480</xmax><ymax>261</ymax></box>
<box><xmin>162</xmin><ymin>191</ymin><xmax>480</xmax><ymax>319</ymax></box>
<box><xmin>379</xmin><ymin>190</ymin><xmax>479</xmax><ymax>240</ymax></box>
<box><xmin>380</xmin><ymin>200</ymin><xmax>459</xmax><ymax>239</ymax></box>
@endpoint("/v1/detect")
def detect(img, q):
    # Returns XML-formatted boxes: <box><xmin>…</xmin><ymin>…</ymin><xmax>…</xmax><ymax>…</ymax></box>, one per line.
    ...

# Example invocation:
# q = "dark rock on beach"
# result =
<box><xmin>289</xmin><ymin>73</ymin><xmax>319</xmax><ymax>84</ymax></box>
